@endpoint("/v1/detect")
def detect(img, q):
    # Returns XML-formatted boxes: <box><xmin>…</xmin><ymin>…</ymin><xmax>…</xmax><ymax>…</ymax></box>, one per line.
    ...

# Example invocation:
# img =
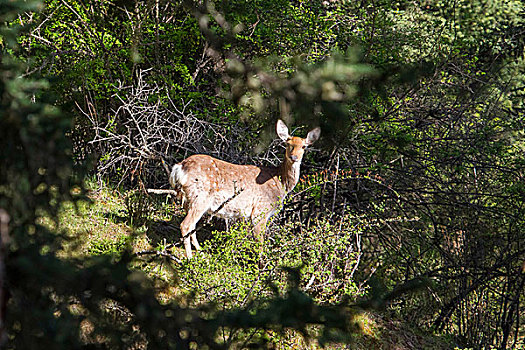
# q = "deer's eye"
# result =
<box><xmin>302</xmin><ymin>145</ymin><xmax>307</xmax><ymax>149</ymax></box>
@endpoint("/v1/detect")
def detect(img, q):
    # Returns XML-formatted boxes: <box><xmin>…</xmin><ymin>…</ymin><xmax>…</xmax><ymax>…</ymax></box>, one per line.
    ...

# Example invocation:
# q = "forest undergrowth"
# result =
<box><xmin>2</xmin><ymin>0</ymin><xmax>524</xmax><ymax>348</ymax></box>
<box><xmin>51</xmin><ymin>178</ymin><xmax>456</xmax><ymax>349</ymax></box>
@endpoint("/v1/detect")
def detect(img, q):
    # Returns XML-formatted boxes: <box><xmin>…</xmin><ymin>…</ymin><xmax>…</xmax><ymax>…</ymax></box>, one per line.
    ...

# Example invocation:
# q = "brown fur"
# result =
<box><xmin>170</xmin><ymin>120</ymin><xmax>320</xmax><ymax>258</ymax></box>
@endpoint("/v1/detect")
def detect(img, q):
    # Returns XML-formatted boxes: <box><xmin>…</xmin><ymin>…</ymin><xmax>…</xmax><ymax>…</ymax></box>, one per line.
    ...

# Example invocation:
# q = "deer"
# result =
<box><xmin>169</xmin><ymin>120</ymin><xmax>321</xmax><ymax>258</ymax></box>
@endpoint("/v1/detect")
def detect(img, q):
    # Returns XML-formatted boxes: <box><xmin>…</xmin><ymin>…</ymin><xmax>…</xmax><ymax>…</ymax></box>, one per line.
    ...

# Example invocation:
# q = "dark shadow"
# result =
<box><xmin>103</xmin><ymin>211</ymin><xmax>128</xmax><ymax>224</ymax></box>
<box><xmin>255</xmin><ymin>166</ymin><xmax>279</xmax><ymax>184</ymax></box>
<box><xmin>144</xmin><ymin>215</ymin><xmax>228</xmax><ymax>250</ymax></box>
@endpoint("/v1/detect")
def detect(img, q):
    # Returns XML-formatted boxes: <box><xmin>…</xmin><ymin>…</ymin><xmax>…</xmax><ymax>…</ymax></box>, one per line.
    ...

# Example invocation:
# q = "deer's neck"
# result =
<box><xmin>280</xmin><ymin>158</ymin><xmax>301</xmax><ymax>193</ymax></box>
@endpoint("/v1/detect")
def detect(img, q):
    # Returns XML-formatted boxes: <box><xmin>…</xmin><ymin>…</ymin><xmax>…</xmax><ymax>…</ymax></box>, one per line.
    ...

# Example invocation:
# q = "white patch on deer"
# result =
<box><xmin>170</xmin><ymin>164</ymin><xmax>188</xmax><ymax>187</ymax></box>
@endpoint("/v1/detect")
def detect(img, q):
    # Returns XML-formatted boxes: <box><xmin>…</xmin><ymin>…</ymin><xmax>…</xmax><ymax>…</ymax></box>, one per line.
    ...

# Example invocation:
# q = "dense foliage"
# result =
<box><xmin>2</xmin><ymin>0</ymin><xmax>524</xmax><ymax>348</ymax></box>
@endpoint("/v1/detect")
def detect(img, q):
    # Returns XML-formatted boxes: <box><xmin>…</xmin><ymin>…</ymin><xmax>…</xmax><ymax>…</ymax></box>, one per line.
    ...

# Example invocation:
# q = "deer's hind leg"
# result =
<box><xmin>252</xmin><ymin>217</ymin><xmax>268</xmax><ymax>246</ymax></box>
<box><xmin>251</xmin><ymin>206</ymin><xmax>273</xmax><ymax>245</ymax></box>
<box><xmin>251</xmin><ymin>213</ymin><xmax>269</xmax><ymax>269</ymax></box>
<box><xmin>180</xmin><ymin>200</ymin><xmax>210</xmax><ymax>259</ymax></box>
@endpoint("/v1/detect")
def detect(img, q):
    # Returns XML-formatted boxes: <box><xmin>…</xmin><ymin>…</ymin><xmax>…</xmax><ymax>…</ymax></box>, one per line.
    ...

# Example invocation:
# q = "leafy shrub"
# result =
<box><xmin>268</xmin><ymin>218</ymin><xmax>365</xmax><ymax>304</ymax></box>
<box><xmin>175</xmin><ymin>216</ymin><xmax>365</xmax><ymax>307</ymax></box>
<box><xmin>87</xmin><ymin>235</ymin><xmax>132</xmax><ymax>258</ymax></box>
<box><xmin>178</xmin><ymin>222</ymin><xmax>265</xmax><ymax>305</ymax></box>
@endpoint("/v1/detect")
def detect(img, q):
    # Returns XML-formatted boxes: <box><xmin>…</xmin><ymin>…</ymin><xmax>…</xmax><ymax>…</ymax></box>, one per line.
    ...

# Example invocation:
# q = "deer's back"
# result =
<box><xmin>177</xmin><ymin>154</ymin><xmax>285</xmax><ymax>220</ymax></box>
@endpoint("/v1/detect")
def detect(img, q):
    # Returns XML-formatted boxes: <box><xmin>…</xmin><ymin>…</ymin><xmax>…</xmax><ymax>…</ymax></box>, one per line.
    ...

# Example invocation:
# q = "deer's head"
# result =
<box><xmin>276</xmin><ymin>119</ymin><xmax>321</xmax><ymax>163</ymax></box>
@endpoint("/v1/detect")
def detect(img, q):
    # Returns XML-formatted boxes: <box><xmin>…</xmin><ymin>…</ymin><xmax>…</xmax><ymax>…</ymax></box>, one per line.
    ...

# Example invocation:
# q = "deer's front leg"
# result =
<box><xmin>180</xmin><ymin>201</ymin><xmax>209</xmax><ymax>258</ymax></box>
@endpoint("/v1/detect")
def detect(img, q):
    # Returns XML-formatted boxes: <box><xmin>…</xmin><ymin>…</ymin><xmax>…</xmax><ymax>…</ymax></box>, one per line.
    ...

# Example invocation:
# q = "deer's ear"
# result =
<box><xmin>276</xmin><ymin>120</ymin><xmax>290</xmax><ymax>141</ymax></box>
<box><xmin>305</xmin><ymin>127</ymin><xmax>321</xmax><ymax>146</ymax></box>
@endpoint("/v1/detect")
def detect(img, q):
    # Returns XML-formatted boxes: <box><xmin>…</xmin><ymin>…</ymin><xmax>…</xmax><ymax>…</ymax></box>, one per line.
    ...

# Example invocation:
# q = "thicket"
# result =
<box><xmin>2</xmin><ymin>0</ymin><xmax>525</xmax><ymax>348</ymax></box>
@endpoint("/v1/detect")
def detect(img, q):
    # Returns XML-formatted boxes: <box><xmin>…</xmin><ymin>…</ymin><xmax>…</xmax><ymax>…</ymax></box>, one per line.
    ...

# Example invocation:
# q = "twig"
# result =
<box><xmin>146</xmin><ymin>189</ymin><xmax>178</xmax><ymax>195</ymax></box>
<box><xmin>135</xmin><ymin>245</ymin><xmax>182</xmax><ymax>264</ymax></box>
<box><xmin>305</xmin><ymin>273</ymin><xmax>316</xmax><ymax>291</ymax></box>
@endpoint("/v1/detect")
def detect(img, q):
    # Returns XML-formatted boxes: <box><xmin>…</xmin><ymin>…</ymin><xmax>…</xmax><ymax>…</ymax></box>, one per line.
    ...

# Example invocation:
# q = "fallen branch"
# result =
<box><xmin>135</xmin><ymin>244</ymin><xmax>183</xmax><ymax>264</ymax></box>
<box><xmin>147</xmin><ymin>189</ymin><xmax>178</xmax><ymax>195</ymax></box>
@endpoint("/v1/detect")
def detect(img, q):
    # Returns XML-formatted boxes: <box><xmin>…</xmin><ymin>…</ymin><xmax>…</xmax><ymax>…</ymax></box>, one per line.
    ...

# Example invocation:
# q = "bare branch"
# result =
<box><xmin>84</xmin><ymin>69</ymin><xmax>263</xmax><ymax>187</ymax></box>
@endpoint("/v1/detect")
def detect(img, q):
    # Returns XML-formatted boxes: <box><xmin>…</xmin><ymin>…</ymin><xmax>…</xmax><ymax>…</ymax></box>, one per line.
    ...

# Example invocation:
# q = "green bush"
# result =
<box><xmin>87</xmin><ymin>235</ymin><xmax>132</xmax><ymax>258</ymax></box>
